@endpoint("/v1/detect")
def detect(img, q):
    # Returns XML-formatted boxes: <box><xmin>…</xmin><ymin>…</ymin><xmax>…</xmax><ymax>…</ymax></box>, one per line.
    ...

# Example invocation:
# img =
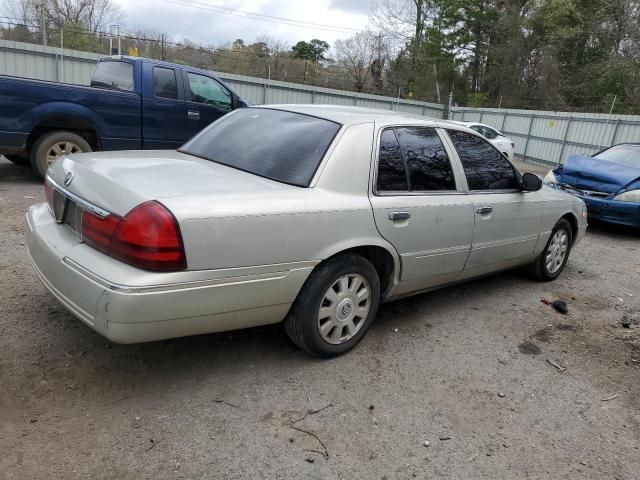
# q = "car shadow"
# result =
<box><xmin>35</xmin><ymin>267</ymin><xmax>527</xmax><ymax>397</ymax></box>
<box><xmin>587</xmin><ymin>219</ymin><xmax>640</xmax><ymax>239</ymax></box>
<box><xmin>0</xmin><ymin>157</ymin><xmax>40</xmax><ymax>183</ymax></box>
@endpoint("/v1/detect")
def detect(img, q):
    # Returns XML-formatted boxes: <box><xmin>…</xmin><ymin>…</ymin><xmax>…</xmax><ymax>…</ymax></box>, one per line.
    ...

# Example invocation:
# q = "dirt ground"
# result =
<box><xmin>1</xmin><ymin>157</ymin><xmax>639</xmax><ymax>480</ymax></box>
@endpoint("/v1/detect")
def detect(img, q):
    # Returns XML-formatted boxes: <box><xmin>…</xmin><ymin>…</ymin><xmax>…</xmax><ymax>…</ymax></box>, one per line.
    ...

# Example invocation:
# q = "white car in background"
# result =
<box><xmin>452</xmin><ymin>121</ymin><xmax>515</xmax><ymax>161</ymax></box>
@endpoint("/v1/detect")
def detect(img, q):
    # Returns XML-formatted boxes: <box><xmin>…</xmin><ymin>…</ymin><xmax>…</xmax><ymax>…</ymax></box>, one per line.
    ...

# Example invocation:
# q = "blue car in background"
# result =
<box><xmin>543</xmin><ymin>143</ymin><xmax>640</xmax><ymax>228</ymax></box>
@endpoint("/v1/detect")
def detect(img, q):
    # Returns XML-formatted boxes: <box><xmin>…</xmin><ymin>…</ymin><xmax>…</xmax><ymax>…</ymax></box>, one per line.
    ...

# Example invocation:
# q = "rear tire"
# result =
<box><xmin>530</xmin><ymin>218</ymin><xmax>573</xmax><ymax>281</ymax></box>
<box><xmin>30</xmin><ymin>131</ymin><xmax>91</xmax><ymax>179</ymax></box>
<box><xmin>285</xmin><ymin>254</ymin><xmax>381</xmax><ymax>358</ymax></box>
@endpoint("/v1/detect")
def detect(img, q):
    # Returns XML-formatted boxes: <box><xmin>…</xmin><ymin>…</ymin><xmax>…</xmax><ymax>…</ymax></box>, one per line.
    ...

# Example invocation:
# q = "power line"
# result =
<box><xmin>161</xmin><ymin>0</ymin><xmax>361</xmax><ymax>34</ymax></box>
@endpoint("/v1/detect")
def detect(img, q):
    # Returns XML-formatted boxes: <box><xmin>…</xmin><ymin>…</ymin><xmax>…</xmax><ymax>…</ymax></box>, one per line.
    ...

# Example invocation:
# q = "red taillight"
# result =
<box><xmin>81</xmin><ymin>201</ymin><xmax>186</xmax><ymax>272</ymax></box>
<box><xmin>44</xmin><ymin>180</ymin><xmax>54</xmax><ymax>210</ymax></box>
<box><xmin>109</xmin><ymin>201</ymin><xmax>186</xmax><ymax>271</ymax></box>
<box><xmin>82</xmin><ymin>211</ymin><xmax>122</xmax><ymax>254</ymax></box>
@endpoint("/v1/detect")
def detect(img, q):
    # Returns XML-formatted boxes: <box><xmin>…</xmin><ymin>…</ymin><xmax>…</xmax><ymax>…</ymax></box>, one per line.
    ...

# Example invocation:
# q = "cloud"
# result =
<box><xmin>116</xmin><ymin>0</ymin><xmax>369</xmax><ymax>47</ymax></box>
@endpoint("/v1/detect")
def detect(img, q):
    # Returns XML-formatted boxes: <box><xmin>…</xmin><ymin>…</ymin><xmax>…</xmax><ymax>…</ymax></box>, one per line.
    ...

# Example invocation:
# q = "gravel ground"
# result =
<box><xmin>1</xmin><ymin>157</ymin><xmax>639</xmax><ymax>480</ymax></box>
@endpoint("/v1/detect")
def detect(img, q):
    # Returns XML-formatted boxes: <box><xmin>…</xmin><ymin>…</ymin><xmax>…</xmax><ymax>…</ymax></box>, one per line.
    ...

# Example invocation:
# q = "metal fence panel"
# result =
<box><xmin>450</xmin><ymin>106</ymin><xmax>640</xmax><ymax>165</ymax></box>
<box><xmin>0</xmin><ymin>39</ymin><xmax>445</xmax><ymax>118</ymax></box>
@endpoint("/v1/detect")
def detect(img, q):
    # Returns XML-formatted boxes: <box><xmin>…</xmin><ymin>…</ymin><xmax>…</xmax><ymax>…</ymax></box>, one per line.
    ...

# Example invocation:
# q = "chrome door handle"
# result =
<box><xmin>389</xmin><ymin>211</ymin><xmax>411</xmax><ymax>221</ymax></box>
<box><xmin>187</xmin><ymin>110</ymin><xmax>200</xmax><ymax>120</ymax></box>
<box><xmin>476</xmin><ymin>206</ymin><xmax>493</xmax><ymax>215</ymax></box>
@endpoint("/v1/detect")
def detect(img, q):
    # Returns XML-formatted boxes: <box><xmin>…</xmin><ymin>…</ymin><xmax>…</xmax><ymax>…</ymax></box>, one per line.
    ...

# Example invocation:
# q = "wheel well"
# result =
<box><xmin>561</xmin><ymin>213</ymin><xmax>578</xmax><ymax>244</ymax></box>
<box><xmin>26</xmin><ymin>120</ymin><xmax>100</xmax><ymax>153</ymax></box>
<box><xmin>323</xmin><ymin>246</ymin><xmax>395</xmax><ymax>296</ymax></box>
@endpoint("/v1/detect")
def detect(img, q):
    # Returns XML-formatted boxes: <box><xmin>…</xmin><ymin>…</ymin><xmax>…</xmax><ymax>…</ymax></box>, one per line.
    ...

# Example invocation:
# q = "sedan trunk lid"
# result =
<box><xmin>47</xmin><ymin>150</ymin><xmax>296</xmax><ymax>216</ymax></box>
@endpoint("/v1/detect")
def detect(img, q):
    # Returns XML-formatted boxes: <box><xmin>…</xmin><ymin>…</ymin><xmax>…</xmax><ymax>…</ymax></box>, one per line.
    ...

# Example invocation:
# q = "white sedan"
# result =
<box><xmin>451</xmin><ymin>121</ymin><xmax>515</xmax><ymax>161</ymax></box>
<box><xmin>26</xmin><ymin>105</ymin><xmax>586</xmax><ymax>357</ymax></box>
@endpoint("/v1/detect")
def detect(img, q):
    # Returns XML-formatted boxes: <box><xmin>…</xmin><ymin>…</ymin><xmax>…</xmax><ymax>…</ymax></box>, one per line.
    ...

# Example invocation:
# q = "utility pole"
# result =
<box><xmin>40</xmin><ymin>0</ymin><xmax>47</xmax><ymax>46</ymax></box>
<box><xmin>433</xmin><ymin>64</ymin><xmax>440</xmax><ymax>103</ymax></box>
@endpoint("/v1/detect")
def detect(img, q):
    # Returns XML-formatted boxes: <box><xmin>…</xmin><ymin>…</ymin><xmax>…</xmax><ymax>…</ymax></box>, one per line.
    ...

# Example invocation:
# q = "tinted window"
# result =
<box><xmin>180</xmin><ymin>108</ymin><xmax>340</xmax><ymax>187</ymax></box>
<box><xmin>91</xmin><ymin>61</ymin><xmax>134</xmax><ymax>92</ymax></box>
<box><xmin>447</xmin><ymin>130</ymin><xmax>518</xmax><ymax>190</ymax></box>
<box><xmin>377</xmin><ymin>129</ymin><xmax>408</xmax><ymax>191</ymax></box>
<box><xmin>397</xmin><ymin>127</ymin><xmax>455</xmax><ymax>191</ymax></box>
<box><xmin>594</xmin><ymin>144</ymin><xmax>640</xmax><ymax>167</ymax></box>
<box><xmin>187</xmin><ymin>73</ymin><xmax>231</xmax><ymax>111</ymax></box>
<box><xmin>153</xmin><ymin>67</ymin><xmax>178</xmax><ymax>99</ymax></box>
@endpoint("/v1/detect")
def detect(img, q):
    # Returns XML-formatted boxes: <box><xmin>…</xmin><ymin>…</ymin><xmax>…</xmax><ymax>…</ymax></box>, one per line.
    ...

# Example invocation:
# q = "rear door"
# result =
<box><xmin>182</xmin><ymin>71</ymin><xmax>233</xmax><ymax>139</ymax></box>
<box><xmin>444</xmin><ymin>129</ymin><xmax>543</xmax><ymax>277</ymax></box>
<box><xmin>141</xmin><ymin>63</ymin><xmax>190</xmax><ymax>149</ymax></box>
<box><xmin>369</xmin><ymin>126</ymin><xmax>474</xmax><ymax>294</ymax></box>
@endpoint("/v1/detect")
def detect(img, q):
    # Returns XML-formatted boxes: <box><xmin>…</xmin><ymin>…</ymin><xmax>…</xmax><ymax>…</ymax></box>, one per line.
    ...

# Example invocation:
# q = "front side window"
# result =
<box><xmin>153</xmin><ymin>67</ymin><xmax>178</xmax><ymax>99</ymax></box>
<box><xmin>447</xmin><ymin>130</ymin><xmax>518</xmax><ymax>190</ymax></box>
<box><xmin>180</xmin><ymin>108</ymin><xmax>340</xmax><ymax>187</ymax></box>
<box><xmin>187</xmin><ymin>73</ymin><xmax>232</xmax><ymax>111</ymax></box>
<box><xmin>91</xmin><ymin>61</ymin><xmax>134</xmax><ymax>92</ymax></box>
<box><xmin>396</xmin><ymin>127</ymin><xmax>455</xmax><ymax>191</ymax></box>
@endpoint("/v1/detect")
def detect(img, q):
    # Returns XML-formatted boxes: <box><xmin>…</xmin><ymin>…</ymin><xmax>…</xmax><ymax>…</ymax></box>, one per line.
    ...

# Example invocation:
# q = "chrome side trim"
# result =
<box><xmin>404</xmin><ymin>244</ymin><xmax>471</xmax><ymax>259</ymax></box>
<box><xmin>46</xmin><ymin>175</ymin><xmax>111</xmax><ymax>218</ymax></box>
<box><xmin>472</xmin><ymin>234</ymin><xmax>539</xmax><ymax>250</ymax></box>
<box><xmin>62</xmin><ymin>257</ymin><xmax>315</xmax><ymax>294</ymax></box>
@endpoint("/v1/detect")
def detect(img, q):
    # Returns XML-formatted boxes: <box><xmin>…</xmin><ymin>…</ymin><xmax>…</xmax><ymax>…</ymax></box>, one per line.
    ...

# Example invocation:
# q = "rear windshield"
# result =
<box><xmin>594</xmin><ymin>144</ymin><xmax>640</xmax><ymax>168</ymax></box>
<box><xmin>91</xmin><ymin>61</ymin><xmax>134</xmax><ymax>92</ymax></box>
<box><xmin>180</xmin><ymin>108</ymin><xmax>341</xmax><ymax>187</ymax></box>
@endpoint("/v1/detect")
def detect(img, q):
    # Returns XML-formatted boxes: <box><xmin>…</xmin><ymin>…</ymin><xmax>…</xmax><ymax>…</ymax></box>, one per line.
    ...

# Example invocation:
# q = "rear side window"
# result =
<box><xmin>179</xmin><ymin>108</ymin><xmax>340</xmax><ymax>187</ymax></box>
<box><xmin>91</xmin><ymin>61</ymin><xmax>134</xmax><ymax>92</ymax></box>
<box><xmin>396</xmin><ymin>127</ymin><xmax>455</xmax><ymax>191</ymax></box>
<box><xmin>376</xmin><ymin>126</ymin><xmax>455</xmax><ymax>192</ymax></box>
<box><xmin>377</xmin><ymin>129</ymin><xmax>408</xmax><ymax>191</ymax></box>
<box><xmin>447</xmin><ymin>130</ymin><xmax>518</xmax><ymax>190</ymax></box>
<box><xmin>153</xmin><ymin>67</ymin><xmax>178</xmax><ymax>99</ymax></box>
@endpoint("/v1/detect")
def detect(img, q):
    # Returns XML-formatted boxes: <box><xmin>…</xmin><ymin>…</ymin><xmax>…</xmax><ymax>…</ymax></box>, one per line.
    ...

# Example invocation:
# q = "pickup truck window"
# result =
<box><xmin>91</xmin><ymin>61</ymin><xmax>134</xmax><ymax>92</ymax></box>
<box><xmin>153</xmin><ymin>67</ymin><xmax>178</xmax><ymax>99</ymax></box>
<box><xmin>180</xmin><ymin>108</ymin><xmax>340</xmax><ymax>187</ymax></box>
<box><xmin>187</xmin><ymin>73</ymin><xmax>231</xmax><ymax>111</ymax></box>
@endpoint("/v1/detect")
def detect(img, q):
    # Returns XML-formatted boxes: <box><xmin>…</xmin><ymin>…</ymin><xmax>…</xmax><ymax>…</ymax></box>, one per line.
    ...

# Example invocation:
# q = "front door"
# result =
<box><xmin>444</xmin><ymin>129</ymin><xmax>543</xmax><ymax>278</ymax></box>
<box><xmin>182</xmin><ymin>71</ymin><xmax>234</xmax><ymax>140</ymax></box>
<box><xmin>369</xmin><ymin>126</ymin><xmax>475</xmax><ymax>295</ymax></box>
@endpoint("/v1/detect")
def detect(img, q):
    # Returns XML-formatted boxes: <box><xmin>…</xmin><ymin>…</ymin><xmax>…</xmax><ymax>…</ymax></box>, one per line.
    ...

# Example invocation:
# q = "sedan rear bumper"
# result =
<box><xmin>26</xmin><ymin>203</ymin><xmax>314</xmax><ymax>343</ymax></box>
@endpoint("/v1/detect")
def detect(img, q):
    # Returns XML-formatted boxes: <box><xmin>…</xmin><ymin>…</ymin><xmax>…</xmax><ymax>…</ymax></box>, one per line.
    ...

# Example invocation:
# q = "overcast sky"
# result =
<box><xmin>114</xmin><ymin>0</ymin><xmax>374</xmax><ymax>48</ymax></box>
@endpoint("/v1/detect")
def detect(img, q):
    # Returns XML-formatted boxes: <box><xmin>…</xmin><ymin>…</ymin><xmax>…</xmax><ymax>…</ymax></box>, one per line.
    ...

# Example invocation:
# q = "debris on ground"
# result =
<box><xmin>423</xmin><ymin>440</ymin><xmax>430</xmax><ymax>447</ymax></box>
<box><xmin>547</xmin><ymin>358</ymin><xmax>566</xmax><ymax>373</ymax></box>
<box><xmin>601</xmin><ymin>394</ymin><xmax>619</xmax><ymax>402</ymax></box>
<box><xmin>498</xmin><ymin>392</ymin><xmax>505</xmax><ymax>398</ymax></box>
<box><xmin>439</xmin><ymin>436</ymin><xmax>451</xmax><ymax>441</ymax></box>
<box><xmin>541</xmin><ymin>298</ymin><xmax>569</xmax><ymax>314</ymax></box>
<box><xmin>552</xmin><ymin>300</ymin><xmax>569</xmax><ymax>314</ymax></box>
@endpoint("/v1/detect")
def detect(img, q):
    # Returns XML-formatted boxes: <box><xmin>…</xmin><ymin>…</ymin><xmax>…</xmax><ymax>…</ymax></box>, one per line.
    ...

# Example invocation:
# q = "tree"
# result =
<box><xmin>4</xmin><ymin>0</ymin><xmax>124</xmax><ymax>32</ymax></box>
<box><xmin>291</xmin><ymin>39</ymin><xmax>330</xmax><ymax>62</ymax></box>
<box><xmin>335</xmin><ymin>31</ymin><xmax>376</xmax><ymax>92</ymax></box>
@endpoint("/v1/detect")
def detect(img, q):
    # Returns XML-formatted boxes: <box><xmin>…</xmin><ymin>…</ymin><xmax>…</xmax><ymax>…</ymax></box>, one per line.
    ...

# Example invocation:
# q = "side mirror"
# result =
<box><xmin>521</xmin><ymin>172</ymin><xmax>543</xmax><ymax>192</ymax></box>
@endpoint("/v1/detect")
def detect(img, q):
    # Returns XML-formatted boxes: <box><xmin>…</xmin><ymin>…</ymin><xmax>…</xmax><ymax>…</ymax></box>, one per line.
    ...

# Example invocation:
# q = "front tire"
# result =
<box><xmin>530</xmin><ymin>218</ymin><xmax>573</xmax><ymax>281</ymax></box>
<box><xmin>30</xmin><ymin>131</ymin><xmax>91</xmax><ymax>178</ymax></box>
<box><xmin>285</xmin><ymin>254</ymin><xmax>381</xmax><ymax>357</ymax></box>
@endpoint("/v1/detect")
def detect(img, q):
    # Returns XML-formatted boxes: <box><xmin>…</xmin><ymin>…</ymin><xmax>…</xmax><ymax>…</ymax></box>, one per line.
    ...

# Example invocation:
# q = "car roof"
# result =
<box><xmin>257</xmin><ymin>104</ymin><xmax>450</xmax><ymax>128</ymax></box>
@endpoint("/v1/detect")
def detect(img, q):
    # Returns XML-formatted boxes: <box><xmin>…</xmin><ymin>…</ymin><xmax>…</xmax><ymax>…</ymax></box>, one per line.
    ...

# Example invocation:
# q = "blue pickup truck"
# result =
<box><xmin>0</xmin><ymin>56</ymin><xmax>246</xmax><ymax>177</ymax></box>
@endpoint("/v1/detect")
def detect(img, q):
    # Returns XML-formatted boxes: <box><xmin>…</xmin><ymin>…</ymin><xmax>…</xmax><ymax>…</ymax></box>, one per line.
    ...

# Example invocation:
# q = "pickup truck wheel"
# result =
<box><xmin>4</xmin><ymin>154</ymin><xmax>29</xmax><ymax>166</ymax></box>
<box><xmin>31</xmin><ymin>131</ymin><xmax>91</xmax><ymax>178</ymax></box>
<box><xmin>285</xmin><ymin>254</ymin><xmax>380</xmax><ymax>358</ymax></box>
<box><xmin>530</xmin><ymin>218</ymin><xmax>573</xmax><ymax>281</ymax></box>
